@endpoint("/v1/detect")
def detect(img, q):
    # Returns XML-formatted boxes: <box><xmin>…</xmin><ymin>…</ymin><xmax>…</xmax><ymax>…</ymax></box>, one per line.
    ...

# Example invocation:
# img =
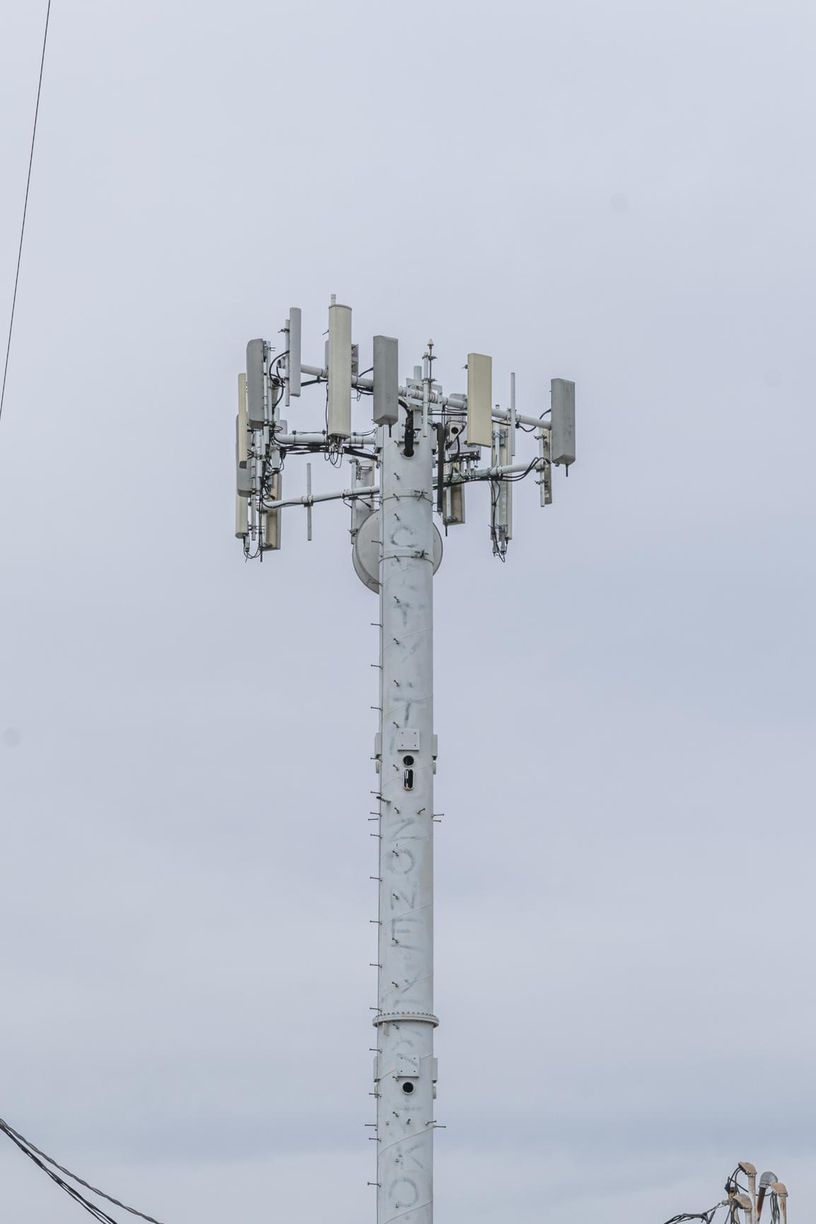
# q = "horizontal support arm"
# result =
<box><xmin>262</xmin><ymin>486</ymin><xmax>380</xmax><ymax>512</ymax></box>
<box><xmin>261</xmin><ymin>461</ymin><xmax>539</xmax><ymax>515</ymax></box>
<box><xmin>299</xmin><ymin>364</ymin><xmax>549</xmax><ymax>432</ymax></box>
<box><xmin>276</xmin><ymin>431</ymin><xmax>377</xmax><ymax>447</ymax></box>
<box><xmin>403</xmin><ymin>391</ymin><xmax>550</xmax><ymax>433</ymax></box>
<box><xmin>451</xmin><ymin>460</ymin><xmax>541</xmax><ymax>483</ymax></box>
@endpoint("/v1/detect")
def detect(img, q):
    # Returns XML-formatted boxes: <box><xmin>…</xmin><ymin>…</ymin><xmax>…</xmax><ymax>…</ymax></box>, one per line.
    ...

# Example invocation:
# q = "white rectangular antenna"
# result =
<box><xmin>236</xmin><ymin>364</ymin><xmax>251</xmax><ymax>499</ymax></box>
<box><xmin>328</xmin><ymin>302</ymin><xmax>352</xmax><ymax>438</ymax></box>
<box><xmin>246</xmin><ymin>339</ymin><xmax>266</xmax><ymax>426</ymax></box>
<box><xmin>288</xmin><ymin>307</ymin><xmax>302</xmax><ymax>398</ymax></box>
<box><xmin>262</xmin><ymin>472</ymin><xmax>282</xmax><ymax>550</ymax></box>
<box><xmin>236</xmin><ymin>373</ymin><xmax>248</xmax><ymax>463</ymax></box>
<box><xmin>551</xmin><ymin>378</ymin><xmax>575</xmax><ymax>467</ymax></box>
<box><xmin>373</xmin><ymin>335</ymin><xmax>399</xmax><ymax>426</ymax></box>
<box><xmin>235</xmin><ymin>493</ymin><xmax>248</xmax><ymax>539</ymax></box>
<box><xmin>236</xmin><ymin>373</ymin><xmax>251</xmax><ymax>504</ymax></box>
<box><xmin>466</xmin><ymin>353</ymin><xmax>492</xmax><ymax>447</ymax></box>
<box><xmin>237</xmin><ymin>462</ymin><xmax>252</xmax><ymax>498</ymax></box>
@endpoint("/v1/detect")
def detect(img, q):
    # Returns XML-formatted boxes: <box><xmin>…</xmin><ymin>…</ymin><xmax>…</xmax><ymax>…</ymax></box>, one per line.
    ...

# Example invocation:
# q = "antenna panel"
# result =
<box><xmin>328</xmin><ymin>303</ymin><xmax>352</xmax><ymax>438</ymax></box>
<box><xmin>235</xmin><ymin>493</ymin><xmax>248</xmax><ymax>538</ymax></box>
<box><xmin>236</xmin><ymin>374</ymin><xmax>248</xmax><ymax>462</ymax></box>
<box><xmin>246</xmin><ymin>339</ymin><xmax>266</xmax><ymax>426</ymax></box>
<box><xmin>237</xmin><ymin>462</ymin><xmax>252</xmax><ymax>498</ymax></box>
<box><xmin>262</xmin><ymin>472</ymin><xmax>282</xmax><ymax>551</ymax></box>
<box><xmin>235</xmin><ymin>409</ymin><xmax>250</xmax><ymax>500</ymax></box>
<box><xmin>288</xmin><ymin>307</ymin><xmax>302</xmax><ymax>397</ymax></box>
<box><xmin>551</xmin><ymin>378</ymin><xmax>575</xmax><ymax>466</ymax></box>
<box><xmin>373</xmin><ymin>335</ymin><xmax>399</xmax><ymax>426</ymax></box>
<box><xmin>466</xmin><ymin>353</ymin><xmax>492</xmax><ymax>447</ymax></box>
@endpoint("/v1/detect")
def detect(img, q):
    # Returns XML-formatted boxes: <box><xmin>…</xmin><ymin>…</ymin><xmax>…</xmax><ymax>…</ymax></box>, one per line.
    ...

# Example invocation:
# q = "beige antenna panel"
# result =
<box><xmin>466</xmin><ymin>352</ymin><xmax>492</xmax><ymax>447</ymax></box>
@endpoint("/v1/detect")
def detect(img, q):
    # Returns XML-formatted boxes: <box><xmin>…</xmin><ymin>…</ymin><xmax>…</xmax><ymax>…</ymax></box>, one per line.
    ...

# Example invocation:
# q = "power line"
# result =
<box><xmin>0</xmin><ymin>1118</ymin><xmax>167</xmax><ymax>1224</ymax></box>
<box><xmin>662</xmin><ymin>1209</ymin><xmax>723</xmax><ymax>1224</ymax></box>
<box><xmin>0</xmin><ymin>0</ymin><xmax>52</xmax><ymax>425</ymax></box>
<box><xmin>1</xmin><ymin>1125</ymin><xmax>121</xmax><ymax>1224</ymax></box>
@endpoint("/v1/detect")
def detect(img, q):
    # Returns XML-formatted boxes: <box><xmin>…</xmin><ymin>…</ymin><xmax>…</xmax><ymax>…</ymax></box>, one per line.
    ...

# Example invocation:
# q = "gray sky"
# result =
<box><xmin>1</xmin><ymin>1</ymin><xmax>815</xmax><ymax>1221</ymax></box>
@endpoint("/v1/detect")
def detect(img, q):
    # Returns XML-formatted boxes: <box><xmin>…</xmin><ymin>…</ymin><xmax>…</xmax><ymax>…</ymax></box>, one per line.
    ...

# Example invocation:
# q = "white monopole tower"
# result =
<box><xmin>234</xmin><ymin>300</ymin><xmax>576</xmax><ymax>1223</ymax></box>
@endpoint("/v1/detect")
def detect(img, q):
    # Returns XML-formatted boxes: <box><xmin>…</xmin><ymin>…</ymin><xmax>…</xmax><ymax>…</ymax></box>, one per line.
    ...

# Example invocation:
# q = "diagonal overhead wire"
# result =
<box><xmin>0</xmin><ymin>0</ymin><xmax>52</xmax><ymax>425</ymax></box>
<box><xmin>1</xmin><ymin>1124</ymin><xmax>121</xmax><ymax>1224</ymax></box>
<box><xmin>0</xmin><ymin>1118</ymin><xmax>168</xmax><ymax>1224</ymax></box>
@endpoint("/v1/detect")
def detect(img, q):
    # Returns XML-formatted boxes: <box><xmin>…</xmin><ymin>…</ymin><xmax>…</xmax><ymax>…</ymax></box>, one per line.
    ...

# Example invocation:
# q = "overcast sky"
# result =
<box><xmin>1</xmin><ymin>2</ymin><xmax>815</xmax><ymax>1222</ymax></box>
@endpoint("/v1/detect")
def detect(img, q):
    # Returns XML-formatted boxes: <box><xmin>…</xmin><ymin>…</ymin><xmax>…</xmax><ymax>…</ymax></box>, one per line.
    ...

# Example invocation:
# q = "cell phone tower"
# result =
<box><xmin>233</xmin><ymin>298</ymin><xmax>576</xmax><ymax>1224</ymax></box>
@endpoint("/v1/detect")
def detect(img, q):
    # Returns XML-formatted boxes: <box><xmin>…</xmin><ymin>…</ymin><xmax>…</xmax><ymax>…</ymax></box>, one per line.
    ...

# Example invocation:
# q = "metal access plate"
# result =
<box><xmin>352</xmin><ymin>511</ymin><xmax>443</xmax><ymax>594</ymax></box>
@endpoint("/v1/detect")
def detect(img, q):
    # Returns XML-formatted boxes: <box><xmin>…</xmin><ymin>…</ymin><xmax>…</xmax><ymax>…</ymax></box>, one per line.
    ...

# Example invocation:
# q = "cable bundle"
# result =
<box><xmin>0</xmin><ymin>1118</ymin><xmax>166</xmax><ymax>1224</ymax></box>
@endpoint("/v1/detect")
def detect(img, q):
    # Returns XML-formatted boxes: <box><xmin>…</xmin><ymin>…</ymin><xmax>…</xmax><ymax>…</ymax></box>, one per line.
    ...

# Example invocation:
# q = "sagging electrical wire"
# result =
<box><xmin>1</xmin><ymin>0</ymin><xmax>52</xmax><ymax>425</ymax></box>
<box><xmin>0</xmin><ymin>1118</ymin><xmax>167</xmax><ymax>1224</ymax></box>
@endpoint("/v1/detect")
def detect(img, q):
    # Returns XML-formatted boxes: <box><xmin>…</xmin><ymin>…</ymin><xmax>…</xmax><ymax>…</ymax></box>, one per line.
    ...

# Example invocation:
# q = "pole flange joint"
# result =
<box><xmin>372</xmin><ymin>1010</ymin><xmax>439</xmax><ymax>1027</ymax></box>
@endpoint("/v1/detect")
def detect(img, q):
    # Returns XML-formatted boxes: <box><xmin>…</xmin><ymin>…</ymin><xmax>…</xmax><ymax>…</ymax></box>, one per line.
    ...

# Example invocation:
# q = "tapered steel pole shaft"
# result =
<box><xmin>374</xmin><ymin>418</ymin><xmax>437</xmax><ymax>1224</ymax></box>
